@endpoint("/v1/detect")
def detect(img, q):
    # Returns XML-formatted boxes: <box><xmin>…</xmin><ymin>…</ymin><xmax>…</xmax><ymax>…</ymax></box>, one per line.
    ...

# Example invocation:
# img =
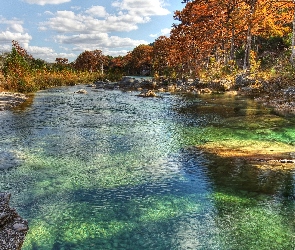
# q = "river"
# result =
<box><xmin>1</xmin><ymin>85</ymin><xmax>295</xmax><ymax>249</ymax></box>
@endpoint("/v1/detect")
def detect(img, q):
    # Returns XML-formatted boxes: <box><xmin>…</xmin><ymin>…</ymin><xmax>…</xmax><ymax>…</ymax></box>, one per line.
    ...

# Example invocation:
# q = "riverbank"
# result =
<box><xmin>1</xmin><ymin>74</ymin><xmax>294</xmax><ymax>115</ymax></box>
<box><xmin>93</xmin><ymin>75</ymin><xmax>295</xmax><ymax>115</ymax></box>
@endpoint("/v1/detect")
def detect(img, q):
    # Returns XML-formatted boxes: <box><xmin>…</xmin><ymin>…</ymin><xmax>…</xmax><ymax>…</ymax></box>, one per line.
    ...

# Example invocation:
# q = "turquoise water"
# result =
<box><xmin>0</xmin><ymin>85</ymin><xmax>295</xmax><ymax>249</ymax></box>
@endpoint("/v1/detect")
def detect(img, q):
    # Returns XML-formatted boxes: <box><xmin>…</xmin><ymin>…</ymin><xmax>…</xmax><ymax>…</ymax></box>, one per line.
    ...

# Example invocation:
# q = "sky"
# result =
<box><xmin>0</xmin><ymin>0</ymin><xmax>184</xmax><ymax>63</ymax></box>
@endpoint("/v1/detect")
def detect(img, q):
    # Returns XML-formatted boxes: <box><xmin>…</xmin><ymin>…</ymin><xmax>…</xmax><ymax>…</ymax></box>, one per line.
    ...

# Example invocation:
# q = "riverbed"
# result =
<box><xmin>1</xmin><ymin>85</ymin><xmax>295</xmax><ymax>249</ymax></box>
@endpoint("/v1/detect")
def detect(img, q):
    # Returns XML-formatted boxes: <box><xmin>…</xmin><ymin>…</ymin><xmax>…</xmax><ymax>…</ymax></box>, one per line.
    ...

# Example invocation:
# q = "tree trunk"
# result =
<box><xmin>230</xmin><ymin>26</ymin><xmax>235</xmax><ymax>61</ymax></box>
<box><xmin>243</xmin><ymin>25</ymin><xmax>252</xmax><ymax>70</ymax></box>
<box><xmin>243</xmin><ymin>0</ymin><xmax>257</xmax><ymax>71</ymax></box>
<box><xmin>101</xmin><ymin>63</ymin><xmax>104</xmax><ymax>75</ymax></box>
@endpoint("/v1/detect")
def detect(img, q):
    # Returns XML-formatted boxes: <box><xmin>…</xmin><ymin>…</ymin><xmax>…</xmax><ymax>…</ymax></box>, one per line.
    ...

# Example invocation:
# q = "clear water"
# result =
<box><xmin>1</xmin><ymin>85</ymin><xmax>295</xmax><ymax>249</ymax></box>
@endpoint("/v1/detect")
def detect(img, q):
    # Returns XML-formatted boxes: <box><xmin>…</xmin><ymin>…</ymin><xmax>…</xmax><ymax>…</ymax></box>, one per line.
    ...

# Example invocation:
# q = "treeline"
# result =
<box><xmin>1</xmin><ymin>0</ymin><xmax>295</xmax><ymax>93</ymax></box>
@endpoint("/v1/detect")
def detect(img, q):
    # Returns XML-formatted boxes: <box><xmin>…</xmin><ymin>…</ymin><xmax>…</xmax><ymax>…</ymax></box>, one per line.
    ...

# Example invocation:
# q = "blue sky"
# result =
<box><xmin>0</xmin><ymin>0</ymin><xmax>184</xmax><ymax>62</ymax></box>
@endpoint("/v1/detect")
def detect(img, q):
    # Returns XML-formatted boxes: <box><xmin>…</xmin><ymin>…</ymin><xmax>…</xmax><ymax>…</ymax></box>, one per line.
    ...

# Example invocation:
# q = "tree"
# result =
<box><xmin>172</xmin><ymin>0</ymin><xmax>294</xmax><ymax>73</ymax></box>
<box><xmin>3</xmin><ymin>41</ymin><xmax>33</xmax><ymax>91</ymax></box>
<box><xmin>74</xmin><ymin>50</ymin><xmax>106</xmax><ymax>73</ymax></box>
<box><xmin>152</xmin><ymin>36</ymin><xmax>172</xmax><ymax>76</ymax></box>
<box><xmin>124</xmin><ymin>45</ymin><xmax>153</xmax><ymax>75</ymax></box>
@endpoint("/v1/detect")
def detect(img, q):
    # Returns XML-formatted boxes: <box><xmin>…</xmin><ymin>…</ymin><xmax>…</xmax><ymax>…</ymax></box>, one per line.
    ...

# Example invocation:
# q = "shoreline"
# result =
<box><xmin>1</xmin><ymin>75</ymin><xmax>295</xmax><ymax>116</ymax></box>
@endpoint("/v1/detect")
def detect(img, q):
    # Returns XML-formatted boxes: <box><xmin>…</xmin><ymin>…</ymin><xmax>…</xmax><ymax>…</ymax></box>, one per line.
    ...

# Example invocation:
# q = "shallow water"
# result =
<box><xmin>1</xmin><ymin>85</ymin><xmax>295</xmax><ymax>249</ymax></box>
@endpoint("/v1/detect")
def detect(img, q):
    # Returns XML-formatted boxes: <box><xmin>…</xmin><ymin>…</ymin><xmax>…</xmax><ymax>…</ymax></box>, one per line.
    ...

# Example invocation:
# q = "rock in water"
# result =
<box><xmin>138</xmin><ymin>90</ymin><xmax>157</xmax><ymax>97</ymax></box>
<box><xmin>75</xmin><ymin>89</ymin><xmax>88</xmax><ymax>94</ymax></box>
<box><xmin>0</xmin><ymin>193</ymin><xmax>28</xmax><ymax>250</ymax></box>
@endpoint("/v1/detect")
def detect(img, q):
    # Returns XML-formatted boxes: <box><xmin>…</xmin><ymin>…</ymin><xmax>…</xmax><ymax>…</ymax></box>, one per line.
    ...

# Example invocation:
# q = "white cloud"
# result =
<box><xmin>160</xmin><ymin>28</ymin><xmax>171</xmax><ymax>36</ymax></box>
<box><xmin>56</xmin><ymin>33</ymin><xmax>147</xmax><ymax>50</ymax></box>
<box><xmin>27</xmin><ymin>46</ymin><xmax>76</xmax><ymax>62</ymax></box>
<box><xmin>112</xmin><ymin>0</ymin><xmax>170</xmax><ymax>16</ymax></box>
<box><xmin>0</xmin><ymin>17</ymin><xmax>32</xmax><ymax>51</ymax></box>
<box><xmin>9</xmin><ymin>23</ymin><xmax>24</xmax><ymax>33</ymax></box>
<box><xmin>85</xmin><ymin>6</ymin><xmax>108</xmax><ymax>18</ymax></box>
<box><xmin>150</xmin><ymin>28</ymin><xmax>171</xmax><ymax>38</ymax></box>
<box><xmin>39</xmin><ymin>1</ymin><xmax>170</xmax><ymax>34</ymax></box>
<box><xmin>44</xmin><ymin>11</ymin><xmax>54</xmax><ymax>15</ymax></box>
<box><xmin>0</xmin><ymin>31</ymin><xmax>32</xmax><ymax>48</ymax></box>
<box><xmin>105</xmin><ymin>49</ymin><xmax>129</xmax><ymax>57</ymax></box>
<box><xmin>0</xmin><ymin>17</ymin><xmax>25</xmax><ymax>32</ymax></box>
<box><xmin>23</xmin><ymin>0</ymin><xmax>71</xmax><ymax>5</ymax></box>
<box><xmin>39</xmin><ymin>9</ymin><xmax>147</xmax><ymax>34</ymax></box>
<box><xmin>71</xmin><ymin>6</ymin><xmax>81</xmax><ymax>11</ymax></box>
<box><xmin>0</xmin><ymin>44</ymin><xmax>12</xmax><ymax>53</ymax></box>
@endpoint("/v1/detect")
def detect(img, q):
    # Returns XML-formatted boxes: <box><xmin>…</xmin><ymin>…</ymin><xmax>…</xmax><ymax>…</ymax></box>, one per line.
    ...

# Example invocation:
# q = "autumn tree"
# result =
<box><xmin>74</xmin><ymin>50</ymin><xmax>106</xmax><ymax>73</ymax></box>
<box><xmin>172</xmin><ymin>0</ymin><xmax>231</xmax><ymax>76</ymax></box>
<box><xmin>106</xmin><ymin>56</ymin><xmax>125</xmax><ymax>80</ymax></box>
<box><xmin>124</xmin><ymin>44</ymin><xmax>153</xmax><ymax>75</ymax></box>
<box><xmin>55</xmin><ymin>58</ymin><xmax>69</xmax><ymax>65</ymax></box>
<box><xmin>3</xmin><ymin>41</ymin><xmax>34</xmax><ymax>91</ymax></box>
<box><xmin>152</xmin><ymin>36</ymin><xmax>173</xmax><ymax>76</ymax></box>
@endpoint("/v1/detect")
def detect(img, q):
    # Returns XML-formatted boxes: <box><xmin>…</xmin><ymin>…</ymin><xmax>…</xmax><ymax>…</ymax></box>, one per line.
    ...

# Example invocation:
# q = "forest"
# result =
<box><xmin>1</xmin><ymin>0</ymin><xmax>295</xmax><ymax>93</ymax></box>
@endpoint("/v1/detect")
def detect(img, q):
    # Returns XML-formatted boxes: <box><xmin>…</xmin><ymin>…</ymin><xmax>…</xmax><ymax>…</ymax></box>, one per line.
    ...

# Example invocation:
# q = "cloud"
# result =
<box><xmin>39</xmin><ymin>1</ymin><xmax>170</xmax><ymax>34</ymax></box>
<box><xmin>0</xmin><ymin>44</ymin><xmax>11</xmax><ymax>52</ymax></box>
<box><xmin>112</xmin><ymin>0</ymin><xmax>170</xmax><ymax>16</ymax></box>
<box><xmin>150</xmin><ymin>28</ymin><xmax>171</xmax><ymax>38</ymax></box>
<box><xmin>59</xmin><ymin>33</ymin><xmax>146</xmax><ymax>47</ymax></box>
<box><xmin>9</xmin><ymin>23</ymin><xmax>24</xmax><ymax>33</ymax></box>
<box><xmin>0</xmin><ymin>16</ymin><xmax>24</xmax><ymax>32</ymax></box>
<box><xmin>23</xmin><ymin>0</ymin><xmax>71</xmax><ymax>5</ymax></box>
<box><xmin>85</xmin><ymin>6</ymin><xmax>108</xmax><ymax>18</ymax></box>
<box><xmin>0</xmin><ymin>17</ymin><xmax>32</xmax><ymax>49</ymax></box>
<box><xmin>0</xmin><ymin>31</ymin><xmax>31</xmax><ymax>44</ymax></box>
<box><xmin>71</xmin><ymin>6</ymin><xmax>81</xmax><ymax>11</ymax></box>
<box><xmin>0</xmin><ymin>32</ymin><xmax>32</xmax><ymax>52</ymax></box>
<box><xmin>44</xmin><ymin>11</ymin><xmax>54</xmax><ymax>15</ymax></box>
<box><xmin>39</xmin><ymin>9</ymin><xmax>147</xmax><ymax>34</ymax></box>
<box><xmin>53</xmin><ymin>32</ymin><xmax>147</xmax><ymax>58</ymax></box>
<box><xmin>27</xmin><ymin>46</ymin><xmax>76</xmax><ymax>62</ymax></box>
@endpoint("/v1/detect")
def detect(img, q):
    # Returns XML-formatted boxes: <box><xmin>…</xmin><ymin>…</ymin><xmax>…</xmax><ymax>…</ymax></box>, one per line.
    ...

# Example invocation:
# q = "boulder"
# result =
<box><xmin>0</xmin><ymin>193</ymin><xmax>28</xmax><ymax>250</ymax></box>
<box><xmin>235</xmin><ymin>73</ymin><xmax>256</xmax><ymax>89</ymax></box>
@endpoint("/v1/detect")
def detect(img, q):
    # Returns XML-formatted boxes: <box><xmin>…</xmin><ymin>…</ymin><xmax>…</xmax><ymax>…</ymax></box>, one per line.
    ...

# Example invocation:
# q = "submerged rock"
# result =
<box><xmin>0</xmin><ymin>151</ymin><xmax>22</xmax><ymax>170</ymax></box>
<box><xmin>138</xmin><ymin>90</ymin><xmax>157</xmax><ymax>97</ymax></box>
<box><xmin>0</xmin><ymin>193</ymin><xmax>28</xmax><ymax>250</ymax></box>
<box><xmin>0</xmin><ymin>92</ymin><xmax>28</xmax><ymax>111</ymax></box>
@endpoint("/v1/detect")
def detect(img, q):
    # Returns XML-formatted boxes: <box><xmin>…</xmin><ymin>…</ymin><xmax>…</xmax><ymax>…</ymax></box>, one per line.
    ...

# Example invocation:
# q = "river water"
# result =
<box><xmin>1</xmin><ymin>85</ymin><xmax>295</xmax><ymax>249</ymax></box>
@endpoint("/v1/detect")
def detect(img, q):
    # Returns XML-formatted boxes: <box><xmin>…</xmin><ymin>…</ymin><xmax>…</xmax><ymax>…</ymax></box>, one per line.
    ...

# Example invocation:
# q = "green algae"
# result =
<box><xmin>22</xmin><ymin>194</ymin><xmax>202</xmax><ymax>249</ymax></box>
<box><xmin>1</xmin><ymin>89</ymin><xmax>295</xmax><ymax>249</ymax></box>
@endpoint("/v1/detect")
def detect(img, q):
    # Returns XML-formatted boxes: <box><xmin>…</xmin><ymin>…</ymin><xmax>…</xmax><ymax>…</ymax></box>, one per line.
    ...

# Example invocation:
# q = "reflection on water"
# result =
<box><xmin>0</xmin><ymin>86</ymin><xmax>295</xmax><ymax>249</ymax></box>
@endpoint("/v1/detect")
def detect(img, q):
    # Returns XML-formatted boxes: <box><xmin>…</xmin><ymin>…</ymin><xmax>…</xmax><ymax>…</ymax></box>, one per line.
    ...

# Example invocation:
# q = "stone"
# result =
<box><xmin>0</xmin><ymin>193</ymin><xmax>28</xmax><ymax>250</ymax></box>
<box><xmin>13</xmin><ymin>223</ymin><xmax>28</xmax><ymax>232</ymax></box>
<box><xmin>75</xmin><ymin>89</ymin><xmax>87</xmax><ymax>94</ymax></box>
